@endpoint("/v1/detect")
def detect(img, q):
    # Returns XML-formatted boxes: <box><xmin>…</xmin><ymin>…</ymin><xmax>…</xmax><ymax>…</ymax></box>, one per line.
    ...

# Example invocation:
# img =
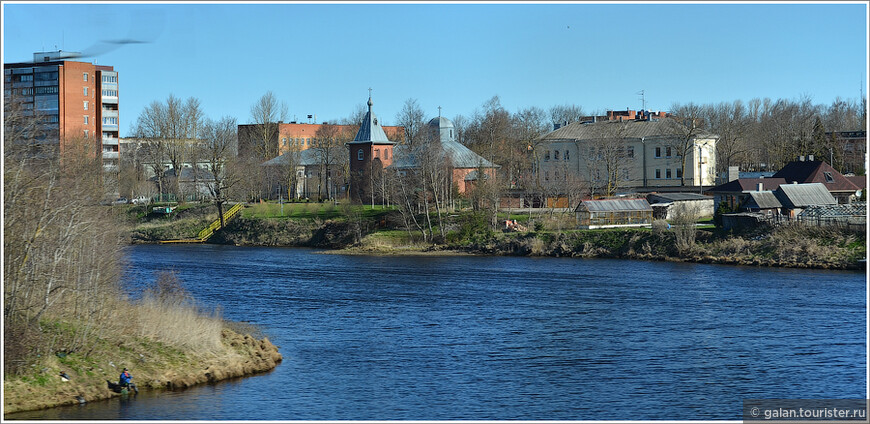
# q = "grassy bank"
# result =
<box><xmin>3</xmin><ymin>273</ymin><xmax>282</xmax><ymax>415</ymax></box>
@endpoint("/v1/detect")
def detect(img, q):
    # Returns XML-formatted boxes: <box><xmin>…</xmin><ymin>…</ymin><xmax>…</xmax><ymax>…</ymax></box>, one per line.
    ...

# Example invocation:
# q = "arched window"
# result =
<box><xmin>375</xmin><ymin>149</ymin><xmax>380</xmax><ymax>159</ymax></box>
<box><xmin>358</xmin><ymin>149</ymin><xmax>364</xmax><ymax>161</ymax></box>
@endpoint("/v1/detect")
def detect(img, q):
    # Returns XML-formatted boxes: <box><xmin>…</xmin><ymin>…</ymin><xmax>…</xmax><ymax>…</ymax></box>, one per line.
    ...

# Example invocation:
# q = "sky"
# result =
<box><xmin>2</xmin><ymin>1</ymin><xmax>868</xmax><ymax>137</ymax></box>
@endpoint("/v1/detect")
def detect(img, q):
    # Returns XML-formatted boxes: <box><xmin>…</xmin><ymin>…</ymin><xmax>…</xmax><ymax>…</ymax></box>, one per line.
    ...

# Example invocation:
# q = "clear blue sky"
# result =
<box><xmin>3</xmin><ymin>2</ymin><xmax>867</xmax><ymax>136</ymax></box>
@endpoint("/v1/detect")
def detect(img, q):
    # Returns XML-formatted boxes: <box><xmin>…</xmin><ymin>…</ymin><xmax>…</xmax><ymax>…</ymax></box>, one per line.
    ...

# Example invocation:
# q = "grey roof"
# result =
<box><xmin>348</xmin><ymin>96</ymin><xmax>394</xmax><ymax>145</ymax></box>
<box><xmin>774</xmin><ymin>183</ymin><xmax>838</xmax><ymax>208</ymax></box>
<box><xmin>575</xmin><ymin>198</ymin><xmax>653</xmax><ymax>213</ymax></box>
<box><xmin>428</xmin><ymin>116</ymin><xmax>454</xmax><ymax>129</ymax></box>
<box><xmin>390</xmin><ymin>139</ymin><xmax>499</xmax><ymax>170</ymax></box>
<box><xmin>744</xmin><ymin>191</ymin><xmax>782</xmax><ymax>209</ymax></box>
<box><xmin>647</xmin><ymin>193</ymin><xmax>713</xmax><ymax>203</ymax></box>
<box><xmin>262</xmin><ymin>149</ymin><xmax>321</xmax><ymax>167</ymax></box>
<box><xmin>540</xmin><ymin>117</ymin><xmax>717</xmax><ymax>142</ymax></box>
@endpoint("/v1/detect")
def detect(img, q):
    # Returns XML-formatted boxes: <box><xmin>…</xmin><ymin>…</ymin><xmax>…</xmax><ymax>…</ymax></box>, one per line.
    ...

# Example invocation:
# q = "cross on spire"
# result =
<box><xmin>368</xmin><ymin>87</ymin><xmax>372</xmax><ymax>97</ymax></box>
<box><xmin>438</xmin><ymin>106</ymin><xmax>442</xmax><ymax>118</ymax></box>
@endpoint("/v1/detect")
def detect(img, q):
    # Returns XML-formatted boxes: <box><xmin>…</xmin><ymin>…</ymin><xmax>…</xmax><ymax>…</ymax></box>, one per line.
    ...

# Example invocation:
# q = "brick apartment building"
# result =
<box><xmin>4</xmin><ymin>50</ymin><xmax>120</xmax><ymax>171</ymax></box>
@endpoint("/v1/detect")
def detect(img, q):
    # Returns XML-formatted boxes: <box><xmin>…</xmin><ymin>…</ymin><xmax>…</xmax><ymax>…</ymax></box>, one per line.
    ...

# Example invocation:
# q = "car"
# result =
<box><xmin>111</xmin><ymin>197</ymin><xmax>128</xmax><ymax>205</ymax></box>
<box><xmin>131</xmin><ymin>196</ymin><xmax>149</xmax><ymax>205</ymax></box>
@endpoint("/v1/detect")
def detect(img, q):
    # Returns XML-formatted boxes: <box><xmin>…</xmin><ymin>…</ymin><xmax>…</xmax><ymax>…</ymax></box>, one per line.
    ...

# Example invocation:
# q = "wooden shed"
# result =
<box><xmin>575</xmin><ymin>198</ymin><xmax>654</xmax><ymax>229</ymax></box>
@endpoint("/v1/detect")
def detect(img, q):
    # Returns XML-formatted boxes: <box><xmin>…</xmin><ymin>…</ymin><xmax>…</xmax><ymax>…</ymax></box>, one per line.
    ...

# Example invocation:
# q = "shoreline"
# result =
<box><xmin>2</xmin><ymin>329</ymin><xmax>282</xmax><ymax>416</ymax></box>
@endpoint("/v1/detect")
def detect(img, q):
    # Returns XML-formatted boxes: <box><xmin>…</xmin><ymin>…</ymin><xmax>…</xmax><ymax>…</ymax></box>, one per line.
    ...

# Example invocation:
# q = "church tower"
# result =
<box><xmin>347</xmin><ymin>93</ymin><xmax>395</xmax><ymax>203</ymax></box>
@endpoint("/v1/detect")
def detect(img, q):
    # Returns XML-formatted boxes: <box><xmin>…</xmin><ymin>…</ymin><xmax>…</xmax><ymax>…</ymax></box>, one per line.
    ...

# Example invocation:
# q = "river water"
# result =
<box><xmin>8</xmin><ymin>244</ymin><xmax>866</xmax><ymax>420</ymax></box>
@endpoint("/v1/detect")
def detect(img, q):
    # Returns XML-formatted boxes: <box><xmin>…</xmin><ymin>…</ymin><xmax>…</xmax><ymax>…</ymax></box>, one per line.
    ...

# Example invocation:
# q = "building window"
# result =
<box><xmin>20</xmin><ymin>74</ymin><xmax>33</xmax><ymax>82</ymax></box>
<box><xmin>655</xmin><ymin>169</ymin><xmax>661</xmax><ymax>179</ymax></box>
<box><xmin>545</xmin><ymin>151</ymin><xmax>550</xmax><ymax>161</ymax></box>
<box><xmin>83</xmin><ymin>101</ymin><xmax>88</xmax><ymax>110</ymax></box>
<box><xmin>375</xmin><ymin>149</ymin><xmax>380</xmax><ymax>159</ymax></box>
<box><xmin>83</xmin><ymin>129</ymin><xmax>89</xmax><ymax>137</ymax></box>
<box><xmin>824</xmin><ymin>171</ymin><xmax>835</xmax><ymax>183</ymax></box>
<box><xmin>282</xmin><ymin>137</ymin><xmax>287</xmax><ymax>146</ymax></box>
<box><xmin>564</xmin><ymin>150</ymin><xmax>569</xmax><ymax>161</ymax></box>
<box><xmin>83</xmin><ymin>87</ymin><xmax>88</xmax><ymax>96</ymax></box>
<box><xmin>358</xmin><ymin>149</ymin><xmax>364</xmax><ymax>161</ymax></box>
<box><xmin>676</xmin><ymin>168</ymin><xmax>682</xmax><ymax>178</ymax></box>
<box><xmin>83</xmin><ymin>72</ymin><xmax>88</xmax><ymax>81</ymax></box>
<box><xmin>666</xmin><ymin>168</ymin><xmax>672</xmax><ymax>179</ymax></box>
<box><xmin>666</xmin><ymin>147</ymin><xmax>672</xmax><ymax>157</ymax></box>
<box><xmin>554</xmin><ymin>150</ymin><xmax>560</xmax><ymax>160</ymax></box>
<box><xmin>545</xmin><ymin>171</ymin><xmax>549</xmax><ymax>181</ymax></box>
<box><xmin>655</xmin><ymin>147</ymin><xmax>661</xmax><ymax>158</ymax></box>
<box><xmin>83</xmin><ymin>115</ymin><xmax>88</xmax><ymax>125</ymax></box>
<box><xmin>385</xmin><ymin>149</ymin><xmax>390</xmax><ymax>160</ymax></box>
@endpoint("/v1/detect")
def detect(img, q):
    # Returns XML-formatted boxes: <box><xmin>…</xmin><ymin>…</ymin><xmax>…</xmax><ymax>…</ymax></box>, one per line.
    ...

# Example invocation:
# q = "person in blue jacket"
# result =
<box><xmin>119</xmin><ymin>368</ymin><xmax>138</xmax><ymax>393</ymax></box>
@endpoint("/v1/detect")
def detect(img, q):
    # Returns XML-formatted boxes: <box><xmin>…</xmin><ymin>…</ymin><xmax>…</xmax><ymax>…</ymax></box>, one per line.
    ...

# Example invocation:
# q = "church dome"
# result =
<box><xmin>427</xmin><ymin>116</ymin><xmax>454</xmax><ymax>129</ymax></box>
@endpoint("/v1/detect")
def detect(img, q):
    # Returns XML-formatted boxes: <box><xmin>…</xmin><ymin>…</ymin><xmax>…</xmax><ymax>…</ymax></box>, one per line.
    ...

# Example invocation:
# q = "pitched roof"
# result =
<box><xmin>390</xmin><ymin>140</ymin><xmax>498</xmax><ymax>170</ymax></box>
<box><xmin>261</xmin><ymin>149</ymin><xmax>321</xmax><ymax>167</ymax></box>
<box><xmin>845</xmin><ymin>175</ymin><xmax>867</xmax><ymax>190</ymax></box>
<box><xmin>539</xmin><ymin>117</ymin><xmax>717</xmax><ymax>142</ymax></box>
<box><xmin>774</xmin><ymin>183</ymin><xmax>837</xmax><ymax>208</ymax></box>
<box><xmin>348</xmin><ymin>96</ymin><xmax>394</xmax><ymax>145</ymax></box>
<box><xmin>647</xmin><ymin>193</ymin><xmax>713</xmax><ymax>203</ymax></box>
<box><xmin>574</xmin><ymin>198</ymin><xmax>652</xmax><ymax>213</ymax></box>
<box><xmin>772</xmin><ymin>160</ymin><xmax>859</xmax><ymax>192</ymax></box>
<box><xmin>708</xmin><ymin>178</ymin><xmax>788</xmax><ymax>193</ymax></box>
<box><xmin>744</xmin><ymin>191</ymin><xmax>782</xmax><ymax>209</ymax></box>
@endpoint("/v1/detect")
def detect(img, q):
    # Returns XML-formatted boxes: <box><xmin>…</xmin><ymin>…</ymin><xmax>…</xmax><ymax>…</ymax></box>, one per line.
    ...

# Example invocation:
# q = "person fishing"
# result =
<box><xmin>119</xmin><ymin>368</ymin><xmax>138</xmax><ymax>394</ymax></box>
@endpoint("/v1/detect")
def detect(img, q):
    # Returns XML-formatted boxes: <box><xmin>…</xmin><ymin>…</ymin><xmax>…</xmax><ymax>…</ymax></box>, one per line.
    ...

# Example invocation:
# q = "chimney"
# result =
<box><xmin>757</xmin><ymin>182</ymin><xmax>764</xmax><ymax>192</ymax></box>
<box><xmin>799</xmin><ymin>155</ymin><xmax>805</xmax><ymax>161</ymax></box>
<box><xmin>728</xmin><ymin>166</ymin><xmax>739</xmax><ymax>182</ymax></box>
<box><xmin>808</xmin><ymin>154</ymin><xmax>814</xmax><ymax>161</ymax></box>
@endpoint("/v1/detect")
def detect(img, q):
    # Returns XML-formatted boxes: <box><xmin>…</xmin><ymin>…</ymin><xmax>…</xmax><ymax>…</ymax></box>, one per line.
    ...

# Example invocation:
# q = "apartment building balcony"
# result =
<box><xmin>102</xmin><ymin>136</ymin><xmax>119</xmax><ymax>146</ymax></box>
<box><xmin>102</xmin><ymin>151</ymin><xmax>119</xmax><ymax>160</ymax></box>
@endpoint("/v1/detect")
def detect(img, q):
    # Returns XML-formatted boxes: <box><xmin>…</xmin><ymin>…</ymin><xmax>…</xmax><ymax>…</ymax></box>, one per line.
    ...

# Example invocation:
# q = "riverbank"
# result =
<box><xmin>127</xmin><ymin>205</ymin><xmax>866</xmax><ymax>271</ymax></box>
<box><xmin>3</xmin><ymin>325</ymin><xmax>282</xmax><ymax>415</ymax></box>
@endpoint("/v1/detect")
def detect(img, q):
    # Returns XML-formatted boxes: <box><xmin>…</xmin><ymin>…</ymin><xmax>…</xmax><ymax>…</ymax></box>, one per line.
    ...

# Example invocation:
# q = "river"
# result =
<box><xmin>8</xmin><ymin>244</ymin><xmax>866</xmax><ymax>420</ymax></box>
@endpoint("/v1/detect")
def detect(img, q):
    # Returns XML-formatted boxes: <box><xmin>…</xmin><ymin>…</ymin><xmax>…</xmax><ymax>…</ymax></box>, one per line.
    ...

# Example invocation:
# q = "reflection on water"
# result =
<box><xmin>7</xmin><ymin>245</ymin><xmax>866</xmax><ymax>420</ymax></box>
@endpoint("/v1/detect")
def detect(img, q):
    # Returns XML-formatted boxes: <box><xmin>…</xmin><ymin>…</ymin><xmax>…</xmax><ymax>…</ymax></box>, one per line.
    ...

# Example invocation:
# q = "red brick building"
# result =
<box><xmin>238</xmin><ymin>120</ymin><xmax>403</xmax><ymax>158</ymax></box>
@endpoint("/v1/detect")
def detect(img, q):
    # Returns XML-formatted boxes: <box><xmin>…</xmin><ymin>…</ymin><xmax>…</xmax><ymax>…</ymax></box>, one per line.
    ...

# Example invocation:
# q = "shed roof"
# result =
<box><xmin>744</xmin><ymin>191</ymin><xmax>782</xmax><ymax>209</ymax></box>
<box><xmin>775</xmin><ymin>183</ymin><xmax>837</xmax><ymax>208</ymax></box>
<box><xmin>575</xmin><ymin>198</ymin><xmax>652</xmax><ymax>213</ymax></box>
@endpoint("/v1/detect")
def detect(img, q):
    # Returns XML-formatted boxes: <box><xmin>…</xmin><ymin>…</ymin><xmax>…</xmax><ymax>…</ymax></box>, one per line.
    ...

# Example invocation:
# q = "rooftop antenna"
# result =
<box><xmin>438</xmin><ymin>106</ymin><xmax>442</xmax><ymax>118</ymax></box>
<box><xmin>637</xmin><ymin>90</ymin><xmax>646</xmax><ymax>111</ymax></box>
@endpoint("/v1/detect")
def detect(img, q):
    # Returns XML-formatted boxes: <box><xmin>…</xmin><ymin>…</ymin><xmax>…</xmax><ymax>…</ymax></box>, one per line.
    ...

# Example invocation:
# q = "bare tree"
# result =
<box><xmin>313</xmin><ymin>123</ymin><xmax>345</xmax><ymax>201</ymax></box>
<box><xmin>665</xmin><ymin>102</ymin><xmax>707</xmax><ymax>186</ymax></box>
<box><xmin>201</xmin><ymin>116</ymin><xmax>240</xmax><ymax>228</ymax></box>
<box><xmin>548</xmin><ymin>103</ymin><xmax>585</xmax><ymax>127</ymax></box>
<box><xmin>249</xmin><ymin>91</ymin><xmax>288</xmax><ymax>160</ymax></box>
<box><xmin>396</xmin><ymin>98</ymin><xmax>425</xmax><ymax>147</ymax></box>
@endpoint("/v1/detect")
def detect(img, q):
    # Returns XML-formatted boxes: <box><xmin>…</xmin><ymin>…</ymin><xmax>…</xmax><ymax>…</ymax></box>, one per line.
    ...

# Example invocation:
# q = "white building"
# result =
<box><xmin>537</xmin><ymin>117</ymin><xmax>718</xmax><ymax>194</ymax></box>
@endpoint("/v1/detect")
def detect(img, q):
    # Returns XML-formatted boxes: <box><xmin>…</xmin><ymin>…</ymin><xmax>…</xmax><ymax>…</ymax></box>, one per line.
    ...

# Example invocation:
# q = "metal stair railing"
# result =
<box><xmin>197</xmin><ymin>203</ymin><xmax>243</xmax><ymax>241</ymax></box>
